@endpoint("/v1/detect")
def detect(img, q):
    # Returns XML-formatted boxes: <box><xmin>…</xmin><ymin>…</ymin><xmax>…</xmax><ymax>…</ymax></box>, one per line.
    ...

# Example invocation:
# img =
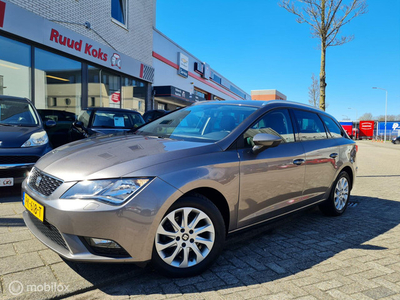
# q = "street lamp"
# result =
<box><xmin>372</xmin><ymin>87</ymin><xmax>388</xmax><ymax>142</ymax></box>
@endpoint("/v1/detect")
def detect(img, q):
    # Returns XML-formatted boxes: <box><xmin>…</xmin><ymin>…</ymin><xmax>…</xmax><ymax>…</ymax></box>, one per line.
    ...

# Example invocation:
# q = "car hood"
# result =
<box><xmin>35</xmin><ymin>134</ymin><xmax>221</xmax><ymax>182</ymax></box>
<box><xmin>0</xmin><ymin>125</ymin><xmax>43</xmax><ymax>148</ymax></box>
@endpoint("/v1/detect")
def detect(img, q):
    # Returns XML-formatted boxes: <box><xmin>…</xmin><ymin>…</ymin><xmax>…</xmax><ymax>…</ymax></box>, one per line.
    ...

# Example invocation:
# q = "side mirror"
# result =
<box><xmin>45</xmin><ymin>120</ymin><xmax>56</xmax><ymax>128</ymax></box>
<box><xmin>252</xmin><ymin>133</ymin><xmax>282</xmax><ymax>153</ymax></box>
<box><xmin>73</xmin><ymin>121</ymin><xmax>84</xmax><ymax>129</ymax></box>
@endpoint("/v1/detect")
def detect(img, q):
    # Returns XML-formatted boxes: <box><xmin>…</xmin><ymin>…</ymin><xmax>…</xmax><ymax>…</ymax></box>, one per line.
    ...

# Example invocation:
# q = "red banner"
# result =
<box><xmin>0</xmin><ymin>1</ymin><xmax>6</xmax><ymax>28</ymax></box>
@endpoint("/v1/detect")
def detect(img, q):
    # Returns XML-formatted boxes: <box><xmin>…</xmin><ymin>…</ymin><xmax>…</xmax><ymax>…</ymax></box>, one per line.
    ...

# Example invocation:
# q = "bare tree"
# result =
<box><xmin>279</xmin><ymin>0</ymin><xmax>367</xmax><ymax>111</ymax></box>
<box><xmin>359</xmin><ymin>112</ymin><xmax>373</xmax><ymax>120</ymax></box>
<box><xmin>308</xmin><ymin>73</ymin><xmax>320</xmax><ymax>107</ymax></box>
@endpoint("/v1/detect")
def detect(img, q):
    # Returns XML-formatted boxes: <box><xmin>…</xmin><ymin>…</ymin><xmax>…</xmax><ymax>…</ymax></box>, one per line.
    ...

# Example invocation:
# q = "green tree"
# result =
<box><xmin>279</xmin><ymin>0</ymin><xmax>367</xmax><ymax>111</ymax></box>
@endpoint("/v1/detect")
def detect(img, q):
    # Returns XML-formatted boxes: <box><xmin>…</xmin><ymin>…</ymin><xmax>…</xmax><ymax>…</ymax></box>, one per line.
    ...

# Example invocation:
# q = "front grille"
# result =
<box><xmin>28</xmin><ymin>168</ymin><xmax>63</xmax><ymax>196</ymax></box>
<box><xmin>28</xmin><ymin>212</ymin><xmax>68</xmax><ymax>251</ymax></box>
<box><xmin>0</xmin><ymin>156</ymin><xmax>39</xmax><ymax>164</ymax></box>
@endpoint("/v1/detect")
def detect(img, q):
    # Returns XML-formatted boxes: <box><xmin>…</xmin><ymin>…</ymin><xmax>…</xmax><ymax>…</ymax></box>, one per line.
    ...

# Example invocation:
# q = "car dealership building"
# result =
<box><xmin>0</xmin><ymin>0</ymin><xmax>249</xmax><ymax>117</ymax></box>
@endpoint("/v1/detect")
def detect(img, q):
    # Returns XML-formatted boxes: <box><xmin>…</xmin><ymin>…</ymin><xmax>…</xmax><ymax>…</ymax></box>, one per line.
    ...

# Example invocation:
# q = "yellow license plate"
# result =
<box><xmin>24</xmin><ymin>193</ymin><xmax>44</xmax><ymax>222</ymax></box>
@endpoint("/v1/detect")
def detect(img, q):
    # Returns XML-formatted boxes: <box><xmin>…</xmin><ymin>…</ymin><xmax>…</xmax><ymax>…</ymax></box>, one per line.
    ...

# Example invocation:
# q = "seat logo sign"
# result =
<box><xmin>0</xmin><ymin>1</ymin><xmax>6</xmax><ymax>28</ymax></box>
<box><xmin>35</xmin><ymin>176</ymin><xmax>42</xmax><ymax>187</ymax></box>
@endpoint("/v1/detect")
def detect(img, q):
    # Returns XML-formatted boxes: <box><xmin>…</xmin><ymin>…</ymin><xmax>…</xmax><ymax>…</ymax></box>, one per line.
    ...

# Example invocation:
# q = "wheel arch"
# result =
<box><xmin>340</xmin><ymin>165</ymin><xmax>354</xmax><ymax>190</ymax></box>
<box><xmin>181</xmin><ymin>187</ymin><xmax>230</xmax><ymax>235</ymax></box>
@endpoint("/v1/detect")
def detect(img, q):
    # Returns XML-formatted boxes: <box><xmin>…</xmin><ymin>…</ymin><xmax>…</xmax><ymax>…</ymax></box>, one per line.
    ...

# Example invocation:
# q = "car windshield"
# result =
<box><xmin>91</xmin><ymin>110</ymin><xmax>144</xmax><ymax>129</ymax></box>
<box><xmin>136</xmin><ymin>103</ymin><xmax>258</xmax><ymax>143</ymax></box>
<box><xmin>0</xmin><ymin>99</ymin><xmax>39</xmax><ymax>127</ymax></box>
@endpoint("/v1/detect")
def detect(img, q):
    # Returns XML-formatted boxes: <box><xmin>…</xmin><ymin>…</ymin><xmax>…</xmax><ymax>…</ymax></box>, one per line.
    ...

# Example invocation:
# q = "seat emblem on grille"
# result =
<box><xmin>35</xmin><ymin>176</ymin><xmax>42</xmax><ymax>187</ymax></box>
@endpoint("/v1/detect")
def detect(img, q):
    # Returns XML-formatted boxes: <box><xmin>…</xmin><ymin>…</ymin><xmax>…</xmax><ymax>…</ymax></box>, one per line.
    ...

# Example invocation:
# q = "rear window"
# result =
<box><xmin>320</xmin><ymin>115</ymin><xmax>342</xmax><ymax>138</ymax></box>
<box><xmin>293</xmin><ymin>109</ymin><xmax>327</xmax><ymax>141</ymax></box>
<box><xmin>92</xmin><ymin>110</ymin><xmax>144</xmax><ymax>128</ymax></box>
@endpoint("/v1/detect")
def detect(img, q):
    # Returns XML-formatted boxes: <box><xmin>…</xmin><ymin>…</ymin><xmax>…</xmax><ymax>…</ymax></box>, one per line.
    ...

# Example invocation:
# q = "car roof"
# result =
<box><xmin>194</xmin><ymin>100</ymin><xmax>323</xmax><ymax>111</ymax></box>
<box><xmin>0</xmin><ymin>95</ymin><xmax>31</xmax><ymax>102</ymax></box>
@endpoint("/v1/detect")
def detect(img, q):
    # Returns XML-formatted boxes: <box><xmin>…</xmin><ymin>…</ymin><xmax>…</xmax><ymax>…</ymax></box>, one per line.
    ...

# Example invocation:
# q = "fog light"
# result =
<box><xmin>86</xmin><ymin>237</ymin><xmax>121</xmax><ymax>249</ymax></box>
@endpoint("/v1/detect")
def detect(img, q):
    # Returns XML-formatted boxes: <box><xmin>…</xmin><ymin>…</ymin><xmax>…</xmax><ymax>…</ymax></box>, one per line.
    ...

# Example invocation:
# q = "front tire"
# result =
<box><xmin>152</xmin><ymin>195</ymin><xmax>226</xmax><ymax>277</ymax></box>
<box><xmin>319</xmin><ymin>171</ymin><xmax>351</xmax><ymax>216</ymax></box>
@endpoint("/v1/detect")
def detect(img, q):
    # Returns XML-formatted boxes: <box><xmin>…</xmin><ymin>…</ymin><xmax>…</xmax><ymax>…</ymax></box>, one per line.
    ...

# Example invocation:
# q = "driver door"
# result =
<box><xmin>237</xmin><ymin>109</ymin><xmax>306</xmax><ymax>228</ymax></box>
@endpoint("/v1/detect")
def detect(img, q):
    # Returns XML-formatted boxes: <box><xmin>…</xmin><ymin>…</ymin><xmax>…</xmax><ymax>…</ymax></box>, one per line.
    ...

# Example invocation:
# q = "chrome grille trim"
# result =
<box><xmin>28</xmin><ymin>167</ymin><xmax>63</xmax><ymax>196</ymax></box>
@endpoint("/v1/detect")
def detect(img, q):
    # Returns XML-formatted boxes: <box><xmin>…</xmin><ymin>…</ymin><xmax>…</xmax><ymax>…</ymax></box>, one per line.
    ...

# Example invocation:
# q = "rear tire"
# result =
<box><xmin>319</xmin><ymin>171</ymin><xmax>351</xmax><ymax>216</ymax></box>
<box><xmin>152</xmin><ymin>194</ymin><xmax>226</xmax><ymax>277</ymax></box>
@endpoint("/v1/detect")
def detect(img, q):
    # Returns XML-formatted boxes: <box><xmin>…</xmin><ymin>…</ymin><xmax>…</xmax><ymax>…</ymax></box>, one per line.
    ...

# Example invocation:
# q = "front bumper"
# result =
<box><xmin>0</xmin><ymin>145</ymin><xmax>51</xmax><ymax>185</ymax></box>
<box><xmin>22</xmin><ymin>175</ymin><xmax>182</xmax><ymax>263</ymax></box>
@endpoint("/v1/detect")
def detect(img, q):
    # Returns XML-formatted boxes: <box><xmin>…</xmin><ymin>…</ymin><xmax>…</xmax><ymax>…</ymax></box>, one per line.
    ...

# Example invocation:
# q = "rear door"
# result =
<box><xmin>237</xmin><ymin>108</ymin><xmax>306</xmax><ymax>228</ymax></box>
<box><xmin>291</xmin><ymin>109</ymin><xmax>340</xmax><ymax>201</ymax></box>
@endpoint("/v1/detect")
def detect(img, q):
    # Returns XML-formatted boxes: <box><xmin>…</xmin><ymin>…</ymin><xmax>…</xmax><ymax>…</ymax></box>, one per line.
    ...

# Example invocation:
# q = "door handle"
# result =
<box><xmin>293</xmin><ymin>159</ymin><xmax>305</xmax><ymax>165</ymax></box>
<box><xmin>330</xmin><ymin>153</ymin><xmax>338</xmax><ymax>159</ymax></box>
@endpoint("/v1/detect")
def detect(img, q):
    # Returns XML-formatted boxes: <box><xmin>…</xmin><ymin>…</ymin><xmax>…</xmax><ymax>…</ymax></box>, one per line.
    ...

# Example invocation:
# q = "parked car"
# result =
<box><xmin>22</xmin><ymin>100</ymin><xmax>357</xmax><ymax>277</ymax></box>
<box><xmin>142</xmin><ymin>109</ymin><xmax>169</xmax><ymax>123</ymax></box>
<box><xmin>37</xmin><ymin>109</ymin><xmax>76</xmax><ymax>148</ymax></box>
<box><xmin>0</xmin><ymin>96</ymin><xmax>53</xmax><ymax>187</ymax></box>
<box><xmin>391</xmin><ymin>136</ymin><xmax>400</xmax><ymax>144</ymax></box>
<box><xmin>68</xmin><ymin>107</ymin><xmax>145</xmax><ymax>142</ymax></box>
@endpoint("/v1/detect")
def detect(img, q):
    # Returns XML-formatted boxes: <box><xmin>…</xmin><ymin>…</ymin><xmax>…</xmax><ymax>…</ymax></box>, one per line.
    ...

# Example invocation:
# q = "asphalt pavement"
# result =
<box><xmin>1</xmin><ymin>140</ymin><xmax>400</xmax><ymax>300</ymax></box>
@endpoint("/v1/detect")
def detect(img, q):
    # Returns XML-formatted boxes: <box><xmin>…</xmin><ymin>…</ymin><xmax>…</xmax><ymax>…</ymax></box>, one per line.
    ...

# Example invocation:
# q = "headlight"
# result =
<box><xmin>61</xmin><ymin>178</ymin><xmax>153</xmax><ymax>205</ymax></box>
<box><xmin>21</xmin><ymin>131</ymin><xmax>49</xmax><ymax>147</ymax></box>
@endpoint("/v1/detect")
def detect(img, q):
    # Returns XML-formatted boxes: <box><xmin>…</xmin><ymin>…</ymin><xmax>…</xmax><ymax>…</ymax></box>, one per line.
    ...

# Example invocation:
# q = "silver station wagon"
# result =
<box><xmin>22</xmin><ymin>100</ymin><xmax>357</xmax><ymax>277</ymax></box>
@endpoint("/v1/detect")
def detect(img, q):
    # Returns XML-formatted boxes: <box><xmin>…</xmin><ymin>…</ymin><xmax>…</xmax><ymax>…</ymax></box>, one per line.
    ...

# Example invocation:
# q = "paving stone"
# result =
<box><xmin>38</xmin><ymin>249</ymin><xmax>63</xmax><ymax>265</ymax></box>
<box><xmin>0</xmin><ymin>230</ymin><xmax>32</xmax><ymax>245</ymax></box>
<box><xmin>50</xmin><ymin>262</ymin><xmax>90</xmax><ymax>287</ymax></box>
<box><xmin>0</xmin><ymin>252</ymin><xmax>44</xmax><ymax>275</ymax></box>
<box><xmin>263</xmin><ymin>281</ymin><xmax>307</xmax><ymax>297</ymax></box>
<box><xmin>0</xmin><ymin>243</ymin><xmax>16</xmax><ymax>258</ymax></box>
<box><xmin>314</xmin><ymin>280</ymin><xmax>344</xmax><ymax>291</ymax></box>
<box><xmin>14</xmin><ymin>238</ymin><xmax>48</xmax><ymax>254</ymax></box>
<box><xmin>326</xmin><ymin>289</ymin><xmax>357</xmax><ymax>300</ymax></box>
<box><xmin>362</xmin><ymin>286</ymin><xmax>396</xmax><ymax>300</ymax></box>
<box><xmin>2</xmin><ymin>266</ymin><xmax>58</xmax><ymax>298</ymax></box>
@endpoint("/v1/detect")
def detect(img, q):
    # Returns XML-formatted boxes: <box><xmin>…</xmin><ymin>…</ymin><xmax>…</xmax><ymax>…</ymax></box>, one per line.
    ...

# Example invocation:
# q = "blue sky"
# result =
<box><xmin>156</xmin><ymin>0</ymin><xmax>400</xmax><ymax>121</ymax></box>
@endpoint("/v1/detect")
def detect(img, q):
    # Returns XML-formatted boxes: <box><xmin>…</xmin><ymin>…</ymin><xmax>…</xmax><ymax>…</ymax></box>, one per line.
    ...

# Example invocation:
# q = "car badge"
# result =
<box><xmin>35</xmin><ymin>176</ymin><xmax>42</xmax><ymax>187</ymax></box>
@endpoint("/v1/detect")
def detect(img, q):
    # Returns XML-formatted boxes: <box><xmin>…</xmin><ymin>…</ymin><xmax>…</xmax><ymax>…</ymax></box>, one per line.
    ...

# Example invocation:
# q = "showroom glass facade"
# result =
<box><xmin>0</xmin><ymin>35</ymin><xmax>31</xmax><ymax>98</ymax></box>
<box><xmin>0</xmin><ymin>34</ymin><xmax>147</xmax><ymax>115</ymax></box>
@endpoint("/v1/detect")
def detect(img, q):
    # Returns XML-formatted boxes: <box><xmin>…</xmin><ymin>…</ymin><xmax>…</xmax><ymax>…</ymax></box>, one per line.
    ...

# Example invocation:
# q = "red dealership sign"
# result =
<box><xmin>0</xmin><ymin>1</ymin><xmax>6</xmax><ymax>28</ymax></box>
<box><xmin>110</xmin><ymin>92</ymin><xmax>121</xmax><ymax>103</ymax></box>
<box><xmin>50</xmin><ymin>29</ymin><xmax>109</xmax><ymax>63</ymax></box>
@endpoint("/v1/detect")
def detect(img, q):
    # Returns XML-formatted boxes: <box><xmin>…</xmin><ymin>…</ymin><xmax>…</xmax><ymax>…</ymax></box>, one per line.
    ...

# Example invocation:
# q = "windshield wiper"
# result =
<box><xmin>0</xmin><ymin>123</ymin><xmax>14</xmax><ymax>127</ymax></box>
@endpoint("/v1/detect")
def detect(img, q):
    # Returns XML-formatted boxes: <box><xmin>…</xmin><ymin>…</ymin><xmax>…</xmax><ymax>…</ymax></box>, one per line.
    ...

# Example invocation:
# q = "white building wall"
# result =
<box><xmin>6</xmin><ymin>0</ymin><xmax>155</xmax><ymax>65</ymax></box>
<box><xmin>153</xmin><ymin>29</ymin><xmax>249</xmax><ymax>101</ymax></box>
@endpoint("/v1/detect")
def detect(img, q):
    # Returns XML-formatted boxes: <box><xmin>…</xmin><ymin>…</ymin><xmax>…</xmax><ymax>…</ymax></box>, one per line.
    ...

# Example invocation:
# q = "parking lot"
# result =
<box><xmin>1</xmin><ymin>140</ymin><xmax>400</xmax><ymax>300</ymax></box>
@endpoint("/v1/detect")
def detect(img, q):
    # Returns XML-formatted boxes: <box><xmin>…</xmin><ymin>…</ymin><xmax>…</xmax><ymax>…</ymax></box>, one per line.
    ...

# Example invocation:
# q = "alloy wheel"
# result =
<box><xmin>155</xmin><ymin>207</ymin><xmax>215</xmax><ymax>268</ymax></box>
<box><xmin>334</xmin><ymin>177</ymin><xmax>349</xmax><ymax>211</ymax></box>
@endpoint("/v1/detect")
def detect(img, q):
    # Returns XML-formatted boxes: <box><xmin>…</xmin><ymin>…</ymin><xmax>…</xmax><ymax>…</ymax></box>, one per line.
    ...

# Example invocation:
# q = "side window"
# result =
<box><xmin>244</xmin><ymin>109</ymin><xmax>295</xmax><ymax>147</ymax></box>
<box><xmin>293</xmin><ymin>110</ymin><xmax>327</xmax><ymax>141</ymax></box>
<box><xmin>320</xmin><ymin>115</ymin><xmax>342</xmax><ymax>138</ymax></box>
